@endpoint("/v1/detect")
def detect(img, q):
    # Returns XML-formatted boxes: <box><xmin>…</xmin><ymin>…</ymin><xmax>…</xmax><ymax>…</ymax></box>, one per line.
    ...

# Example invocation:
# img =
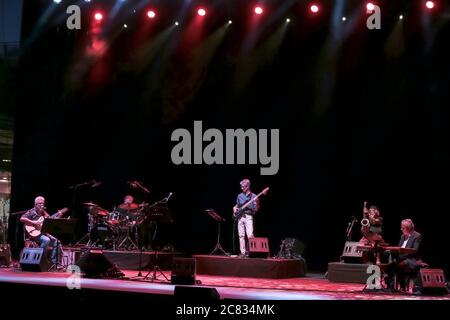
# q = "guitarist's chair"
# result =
<box><xmin>23</xmin><ymin>227</ymin><xmax>39</xmax><ymax>249</ymax></box>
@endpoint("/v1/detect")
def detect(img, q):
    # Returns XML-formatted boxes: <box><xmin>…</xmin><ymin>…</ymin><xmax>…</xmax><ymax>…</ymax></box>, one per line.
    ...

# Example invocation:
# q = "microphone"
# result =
<box><xmin>127</xmin><ymin>181</ymin><xmax>137</xmax><ymax>188</ymax></box>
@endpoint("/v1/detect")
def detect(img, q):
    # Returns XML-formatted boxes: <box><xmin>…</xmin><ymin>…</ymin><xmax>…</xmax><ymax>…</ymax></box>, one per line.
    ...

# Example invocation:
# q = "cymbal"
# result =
<box><xmin>119</xmin><ymin>203</ymin><xmax>139</xmax><ymax>210</ymax></box>
<box><xmin>83</xmin><ymin>202</ymin><xmax>99</xmax><ymax>207</ymax></box>
<box><xmin>96</xmin><ymin>209</ymin><xmax>109</xmax><ymax>216</ymax></box>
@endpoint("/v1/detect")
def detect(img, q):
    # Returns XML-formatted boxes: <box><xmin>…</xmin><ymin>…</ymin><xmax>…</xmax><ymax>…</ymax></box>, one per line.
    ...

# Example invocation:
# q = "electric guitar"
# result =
<box><xmin>24</xmin><ymin>208</ymin><xmax>69</xmax><ymax>238</ymax></box>
<box><xmin>233</xmin><ymin>187</ymin><xmax>269</xmax><ymax>221</ymax></box>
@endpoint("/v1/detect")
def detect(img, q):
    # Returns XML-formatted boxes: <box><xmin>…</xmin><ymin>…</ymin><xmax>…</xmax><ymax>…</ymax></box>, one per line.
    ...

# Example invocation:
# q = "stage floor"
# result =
<box><xmin>1</xmin><ymin>268</ymin><xmax>448</xmax><ymax>300</ymax></box>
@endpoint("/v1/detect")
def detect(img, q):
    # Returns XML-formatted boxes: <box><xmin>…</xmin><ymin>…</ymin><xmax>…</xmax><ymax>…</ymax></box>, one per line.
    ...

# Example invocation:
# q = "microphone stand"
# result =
<box><xmin>133</xmin><ymin>195</ymin><xmax>168</xmax><ymax>280</ymax></box>
<box><xmin>345</xmin><ymin>216</ymin><xmax>358</xmax><ymax>241</ymax></box>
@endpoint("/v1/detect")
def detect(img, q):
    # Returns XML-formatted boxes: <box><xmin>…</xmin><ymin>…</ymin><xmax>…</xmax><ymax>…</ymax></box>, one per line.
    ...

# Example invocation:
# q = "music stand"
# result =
<box><xmin>41</xmin><ymin>218</ymin><xmax>77</xmax><ymax>271</ymax></box>
<box><xmin>142</xmin><ymin>205</ymin><xmax>172</xmax><ymax>282</ymax></box>
<box><xmin>206</xmin><ymin>209</ymin><xmax>229</xmax><ymax>256</ymax></box>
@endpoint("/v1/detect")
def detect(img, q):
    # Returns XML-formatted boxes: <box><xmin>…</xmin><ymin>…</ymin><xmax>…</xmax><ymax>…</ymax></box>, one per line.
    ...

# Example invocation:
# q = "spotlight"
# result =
<box><xmin>197</xmin><ymin>8</ymin><xmax>206</xmax><ymax>17</ymax></box>
<box><xmin>228</xmin><ymin>20</ymin><xmax>233</xmax><ymax>24</ymax></box>
<box><xmin>147</xmin><ymin>10</ymin><xmax>156</xmax><ymax>19</ymax></box>
<box><xmin>94</xmin><ymin>12</ymin><xmax>103</xmax><ymax>21</ymax></box>
<box><xmin>53</xmin><ymin>0</ymin><xmax>62</xmax><ymax>4</ymax></box>
<box><xmin>254</xmin><ymin>6</ymin><xmax>263</xmax><ymax>15</ymax></box>
<box><xmin>342</xmin><ymin>16</ymin><xmax>347</xmax><ymax>21</ymax></box>
<box><xmin>425</xmin><ymin>1</ymin><xmax>435</xmax><ymax>9</ymax></box>
<box><xmin>84</xmin><ymin>0</ymin><xmax>91</xmax><ymax>3</ymax></box>
<box><xmin>399</xmin><ymin>14</ymin><xmax>404</xmax><ymax>20</ymax></box>
<box><xmin>123</xmin><ymin>24</ymin><xmax>128</xmax><ymax>28</ymax></box>
<box><xmin>366</xmin><ymin>2</ymin><xmax>375</xmax><ymax>11</ymax></box>
<box><xmin>286</xmin><ymin>18</ymin><xmax>291</xmax><ymax>23</ymax></box>
<box><xmin>175</xmin><ymin>21</ymin><xmax>179</xmax><ymax>26</ymax></box>
<box><xmin>310</xmin><ymin>4</ymin><xmax>319</xmax><ymax>13</ymax></box>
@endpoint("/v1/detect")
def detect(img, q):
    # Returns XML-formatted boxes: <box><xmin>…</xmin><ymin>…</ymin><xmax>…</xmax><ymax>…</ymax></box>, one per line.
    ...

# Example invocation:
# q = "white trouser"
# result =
<box><xmin>238</xmin><ymin>214</ymin><xmax>254</xmax><ymax>255</ymax></box>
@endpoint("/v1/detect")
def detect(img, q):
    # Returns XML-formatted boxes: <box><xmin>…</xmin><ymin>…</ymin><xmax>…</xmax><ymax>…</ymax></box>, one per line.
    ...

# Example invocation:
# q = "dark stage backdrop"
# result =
<box><xmin>8</xmin><ymin>0</ymin><xmax>450</xmax><ymax>273</ymax></box>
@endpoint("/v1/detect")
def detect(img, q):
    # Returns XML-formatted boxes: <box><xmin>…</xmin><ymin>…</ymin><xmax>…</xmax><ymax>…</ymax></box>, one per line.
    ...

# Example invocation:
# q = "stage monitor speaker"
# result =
<box><xmin>0</xmin><ymin>244</ymin><xmax>12</xmax><ymax>267</ymax></box>
<box><xmin>340</xmin><ymin>241</ymin><xmax>369</xmax><ymax>264</ymax></box>
<box><xmin>174</xmin><ymin>286</ymin><xmax>220</xmax><ymax>301</ymax></box>
<box><xmin>76</xmin><ymin>249</ymin><xmax>124</xmax><ymax>279</ymax></box>
<box><xmin>249</xmin><ymin>237</ymin><xmax>270</xmax><ymax>258</ymax></box>
<box><xmin>171</xmin><ymin>257</ymin><xmax>196</xmax><ymax>285</ymax></box>
<box><xmin>418</xmin><ymin>269</ymin><xmax>448</xmax><ymax>295</ymax></box>
<box><xmin>19</xmin><ymin>247</ymin><xmax>49</xmax><ymax>272</ymax></box>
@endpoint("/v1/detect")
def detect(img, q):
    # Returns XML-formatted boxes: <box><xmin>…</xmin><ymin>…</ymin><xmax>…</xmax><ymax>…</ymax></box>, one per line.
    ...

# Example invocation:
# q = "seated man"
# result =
<box><xmin>385</xmin><ymin>218</ymin><xmax>422</xmax><ymax>291</ymax></box>
<box><xmin>20</xmin><ymin>196</ymin><xmax>61</xmax><ymax>265</ymax></box>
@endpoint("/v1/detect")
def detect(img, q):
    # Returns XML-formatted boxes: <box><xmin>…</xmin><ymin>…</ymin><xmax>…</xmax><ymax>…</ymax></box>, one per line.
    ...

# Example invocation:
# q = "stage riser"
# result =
<box><xmin>62</xmin><ymin>248</ymin><xmax>177</xmax><ymax>270</ymax></box>
<box><xmin>194</xmin><ymin>255</ymin><xmax>306</xmax><ymax>278</ymax></box>
<box><xmin>327</xmin><ymin>262</ymin><xmax>371</xmax><ymax>284</ymax></box>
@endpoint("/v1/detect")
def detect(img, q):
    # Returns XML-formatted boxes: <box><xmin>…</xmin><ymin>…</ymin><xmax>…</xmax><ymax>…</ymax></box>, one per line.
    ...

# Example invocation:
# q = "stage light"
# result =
<box><xmin>286</xmin><ymin>18</ymin><xmax>291</xmax><ymax>23</ymax></box>
<box><xmin>426</xmin><ymin>1</ymin><xmax>435</xmax><ymax>9</ymax></box>
<box><xmin>147</xmin><ymin>10</ymin><xmax>156</xmax><ymax>19</ymax></box>
<box><xmin>399</xmin><ymin>15</ymin><xmax>404</xmax><ymax>20</ymax></box>
<box><xmin>175</xmin><ymin>21</ymin><xmax>179</xmax><ymax>26</ymax></box>
<box><xmin>254</xmin><ymin>6</ymin><xmax>263</xmax><ymax>15</ymax></box>
<box><xmin>94</xmin><ymin>12</ymin><xmax>103</xmax><ymax>21</ymax></box>
<box><xmin>228</xmin><ymin>20</ymin><xmax>232</xmax><ymax>24</ymax></box>
<box><xmin>123</xmin><ymin>24</ymin><xmax>128</xmax><ymax>28</ymax></box>
<box><xmin>310</xmin><ymin>4</ymin><xmax>319</xmax><ymax>13</ymax></box>
<box><xmin>197</xmin><ymin>8</ymin><xmax>206</xmax><ymax>17</ymax></box>
<box><xmin>342</xmin><ymin>16</ymin><xmax>347</xmax><ymax>21</ymax></box>
<box><xmin>84</xmin><ymin>0</ymin><xmax>91</xmax><ymax>3</ymax></box>
<box><xmin>366</xmin><ymin>2</ymin><xmax>375</xmax><ymax>11</ymax></box>
<box><xmin>53</xmin><ymin>0</ymin><xmax>62</xmax><ymax>4</ymax></box>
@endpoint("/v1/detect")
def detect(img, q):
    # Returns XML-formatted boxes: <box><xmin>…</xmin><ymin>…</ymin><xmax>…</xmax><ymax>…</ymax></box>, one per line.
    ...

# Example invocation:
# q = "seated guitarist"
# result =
<box><xmin>20</xmin><ymin>196</ymin><xmax>61</xmax><ymax>265</ymax></box>
<box><xmin>233</xmin><ymin>179</ymin><xmax>259</xmax><ymax>257</ymax></box>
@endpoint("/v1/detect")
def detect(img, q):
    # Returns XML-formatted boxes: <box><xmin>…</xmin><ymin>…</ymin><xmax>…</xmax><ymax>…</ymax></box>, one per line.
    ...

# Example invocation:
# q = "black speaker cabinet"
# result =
<box><xmin>174</xmin><ymin>286</ymin><xmax>220</xmax><ymax>301</ymax></box>
<box><xmin>418</xmin><ymin>269</ymin><xmax>448</xmax><ymax>295</ymax></box>
<box><xmin>76</xmin><ymin>249</ymin><xmax>123</xmax><ymax>278</ymax></box>
<box><xmin>19</xmin><ymin>247</ymin><xmax>49</xmax><ymax>272</ymax></box>
<box><xmin>341</xmin><ymin>241</ymin><xmax>369</xmax><ymax>263</ymax></box>
<box><xmin>249</xmin><ymin>237</ymin><xmax>270</xmax><ymax>258</ymax></box>
<box><xmin>171</xmin><ymin>257</ymin><xmax>196</xmax><ymax>285</ymax></box>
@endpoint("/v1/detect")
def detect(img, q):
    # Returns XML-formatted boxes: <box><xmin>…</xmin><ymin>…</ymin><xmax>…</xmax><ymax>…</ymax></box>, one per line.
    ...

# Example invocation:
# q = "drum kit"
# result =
<box><xmin>77</xmin><ymin>201</ymin><xmax>147</xmax><ymax>250</ymax></box>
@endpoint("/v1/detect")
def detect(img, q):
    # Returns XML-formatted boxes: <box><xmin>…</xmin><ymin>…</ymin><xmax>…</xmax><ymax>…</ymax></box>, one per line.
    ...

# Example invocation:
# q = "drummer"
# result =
<box><xmin>116</xmin><ymin>195</ymin><xmax>140</xmax><ymax>223</ymax></box>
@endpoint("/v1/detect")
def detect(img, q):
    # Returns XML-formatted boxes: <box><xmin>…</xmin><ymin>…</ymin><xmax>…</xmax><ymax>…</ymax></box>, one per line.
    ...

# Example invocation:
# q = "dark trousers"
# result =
<box><xmin>385</xmin><ymin>258</ymin><xmax>419</xmax><ymax>290</ymax></box>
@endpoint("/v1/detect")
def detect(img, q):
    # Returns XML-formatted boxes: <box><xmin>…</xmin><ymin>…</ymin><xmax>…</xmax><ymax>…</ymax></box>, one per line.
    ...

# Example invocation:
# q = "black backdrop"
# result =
<box><xmin>8</xmin><ymin>0</ymin><xmax>450</xmax><ymax>273</ymax></box>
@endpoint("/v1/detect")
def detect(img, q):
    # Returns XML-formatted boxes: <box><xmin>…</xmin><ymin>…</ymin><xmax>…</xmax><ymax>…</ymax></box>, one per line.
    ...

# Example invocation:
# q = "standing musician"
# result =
<box><xmin>20</xmin><ymin>196</ymin><xmax>62</xmax><ymax>264</ymax></box>
<box><xmin>233</xmin><ymin>179</ymin><xmax>259</xmax><ymax>257</ymax></box>
<box><xmin>360</xmin><ymin>202</ymin><xmax>384</xmax><ymax>244</ymax></box>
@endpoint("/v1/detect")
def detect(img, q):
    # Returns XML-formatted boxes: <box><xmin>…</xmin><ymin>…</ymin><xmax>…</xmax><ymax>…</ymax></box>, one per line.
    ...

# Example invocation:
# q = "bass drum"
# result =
<box><xmin>90</xmin><ymin>223</ymin><xmax>113</xmax><ymax>247</ymax></box>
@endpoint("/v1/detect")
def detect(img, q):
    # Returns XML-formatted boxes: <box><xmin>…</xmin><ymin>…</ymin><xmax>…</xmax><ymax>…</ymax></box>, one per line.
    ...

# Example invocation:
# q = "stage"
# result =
<box><xmin>1</xmin><ymin>267</ymin><xmax>448</xmax><ymax>302</ymax></box>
